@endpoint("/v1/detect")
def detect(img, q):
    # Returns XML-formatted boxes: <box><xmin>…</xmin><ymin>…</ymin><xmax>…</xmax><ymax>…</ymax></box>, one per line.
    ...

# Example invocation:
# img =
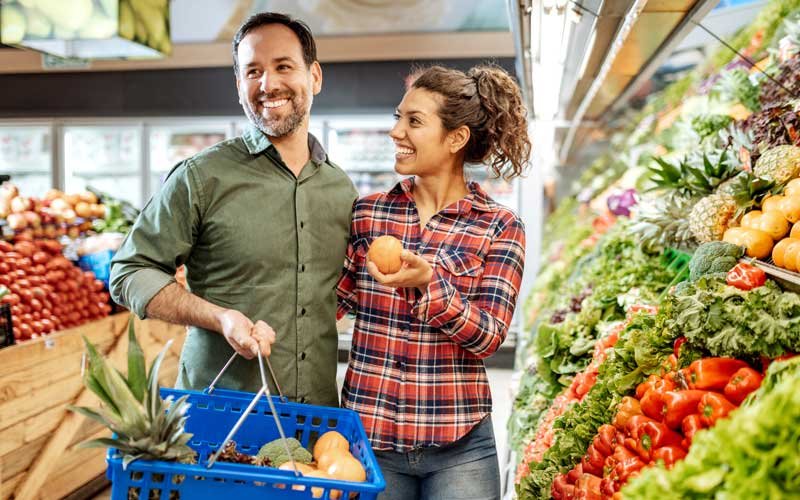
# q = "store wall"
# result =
<box><xmin>0</xmin><ymin>58</ymin><xmax>515</xmax><ymax>118</ymax></box>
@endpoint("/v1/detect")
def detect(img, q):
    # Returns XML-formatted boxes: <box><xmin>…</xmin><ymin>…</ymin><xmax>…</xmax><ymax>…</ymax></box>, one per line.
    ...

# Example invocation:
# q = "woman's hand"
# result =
<box><xmin>367</xmin><ymin>250</ymin><xmax>433</xmax><ymax>292</ymax></box>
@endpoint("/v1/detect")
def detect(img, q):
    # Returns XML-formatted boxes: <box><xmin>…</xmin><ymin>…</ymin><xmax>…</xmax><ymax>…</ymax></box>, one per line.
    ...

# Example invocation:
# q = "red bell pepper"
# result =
<box><xmin>600</xmin><ymin>476</ymin><xmax>617</xmax><ymax>496</ymax></box>
<box><xmin>632</xmin><ymin>421</ymin><xmax>684</xmax><ymax>460</ymax></box>
<box><xmin>613</xmin><ymin>396</ymin><xmax>642</xmax><ymax>430</ymax></box>
<box><xmin>625</xmin><ymin>415</ymin><xmax>657</xmax><ymax>436</ymax></box>
<box><xmin>635</xmin><ymin>375</ymin><xmax>676</xmax><ymax>400</ymax></box>
<box><xmin>576</xmin><ymin>474</ymin><xmax>603</xmax><ymax>500</ymax></box>
<box><xmin>688</xmin><ymin>358</ymin><xmax>749</xmax><ymax>390</ymax></box>
<box><xmin>566</xmin><ymin>462</ymin><xmax>583</xmax><ymax>484</ymax></box>
<box><xmin>593</xmin><ymin>424</ymin><xmax>618</xmax><ymax>457</ymax></box>
<box><xmin>724</xmin><ymin>367</ymin><xmax>764</xmax><ymax>405</ymax></box>
<box><xmin>673</xmin><ymin>336</ymin><xmax>687</xmax><ymax>358</ymax></box>
<box><xmin>614</xmin><ymin>454</ymin><xmax>647</xmax><ymax>484</ymax></box>
<box><xmin>552</xmin><ymin>474</ymin><xmax>572</xmax><ymax>500</ymax></box>
<box><xmin>581</xmin><ymin>445</ymin><xmax>605</xmax><ymax>477</ymax></box>
<box><xmin>698</xmin><ymin>392</ymin><xmax>737</xmax><ymax>426</ymax></box>
<box><xmin>680</xmin><ymin>414</ymin><xmax>707</xmax><ymax>447</ymax></box>
<box><xmin>726</xmin><ymin>262</ymin><xmax>766</xmax><ymax>290</ymax></box>
<box><xmin>640</xmin><ymin>389</ymin><xmax>666</xmax><ymax>421</ymax></box>
<box><xmin>651</xmin><ymin>445</ymin><xmax>687</xmax><ymax>469</ymax></box>
<box><xmin>661</xmin><ymin>390</ymin><xmax>709</xmax><ymax>429</ymax></box>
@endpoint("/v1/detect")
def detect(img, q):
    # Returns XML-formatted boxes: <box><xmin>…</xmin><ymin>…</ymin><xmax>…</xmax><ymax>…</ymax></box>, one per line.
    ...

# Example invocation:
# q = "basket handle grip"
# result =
<box><xmin>205</xmin><ymin>351</ymin><xmax>287</xmax><ymax>402</ymax></box>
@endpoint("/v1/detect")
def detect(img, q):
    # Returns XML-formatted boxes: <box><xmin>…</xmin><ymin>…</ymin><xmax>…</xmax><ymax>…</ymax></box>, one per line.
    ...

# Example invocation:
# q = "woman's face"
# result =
<box><xmin>389</xmin><ymin>88</ymin><xmax>456</xmax><ymax>177</ymax></box>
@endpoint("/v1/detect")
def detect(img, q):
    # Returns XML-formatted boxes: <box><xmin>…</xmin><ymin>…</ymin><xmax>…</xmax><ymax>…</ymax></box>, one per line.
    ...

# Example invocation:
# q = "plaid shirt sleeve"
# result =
<box><xmin>336</xmin><ymin>201</ymin><xmax>362</xmax><ymax>320</ymax></box>
<box><xmin>410</xmin><ymin>213</ymin><xmax>526</xmax><ymax>358</ymax></box>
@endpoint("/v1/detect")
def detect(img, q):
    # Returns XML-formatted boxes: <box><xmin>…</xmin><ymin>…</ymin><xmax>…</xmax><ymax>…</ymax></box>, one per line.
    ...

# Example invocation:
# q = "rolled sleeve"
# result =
<box><xmin>410</xmin><ymin>216</ymin><xmax>526</xmax><ymax>358</ymax></box>
<box><xmin>109</xmin><ymin>160</ymin><xmax>202</xmax><ymax>318</ymax></box>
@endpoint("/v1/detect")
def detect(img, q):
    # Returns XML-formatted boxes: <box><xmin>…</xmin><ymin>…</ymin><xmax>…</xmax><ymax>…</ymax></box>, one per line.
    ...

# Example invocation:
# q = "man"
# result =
<box><xmin>110</xmin><ymin>12</ymin><xmax>358</xmax><ymax>406</ymax></box>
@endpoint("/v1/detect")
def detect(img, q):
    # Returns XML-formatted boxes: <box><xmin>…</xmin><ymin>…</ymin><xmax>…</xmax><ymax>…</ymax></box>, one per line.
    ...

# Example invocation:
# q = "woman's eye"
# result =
<box><xmin>392</xmin><ymin>113</ymin><xmax>401</xmax><ymax>121</ymax></box>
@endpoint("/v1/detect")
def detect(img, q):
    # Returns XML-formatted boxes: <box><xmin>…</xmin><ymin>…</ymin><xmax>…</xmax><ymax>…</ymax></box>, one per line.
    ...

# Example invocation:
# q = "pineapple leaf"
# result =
<box><xmin>83</xmin><ymin>366</ymin><xmax>118</xmax><ymax>417</ymax></box>
<box><xmin>82</xmin><ymin>335</ymin><xmax>121</xmax><ymax>417</ymax></box>
<box><xmin>79</xmin><ymin>437</ymin><xmax>139</xmax><ymax>451</ymax></box>
<box><xmin>127</xmin><ymin>317</ymin><xmax>147</xmax><ymax>403</ymax></box>
<box><xmin>122</xmin><ymin>453</ymin><xmax>145</xmax><ymax>470</ymax></box>
<box><xmin>69</xmin><ymin>404</ymin><xmax>124</xmax><ymax>430</ymax></box>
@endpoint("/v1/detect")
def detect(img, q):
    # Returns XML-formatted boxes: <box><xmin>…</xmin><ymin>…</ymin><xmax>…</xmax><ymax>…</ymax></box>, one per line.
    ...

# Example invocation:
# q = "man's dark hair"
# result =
<box><xmin>232</xmin><ymin>12</ymin><xmax>317</xmax><ymax>75</ymax></box>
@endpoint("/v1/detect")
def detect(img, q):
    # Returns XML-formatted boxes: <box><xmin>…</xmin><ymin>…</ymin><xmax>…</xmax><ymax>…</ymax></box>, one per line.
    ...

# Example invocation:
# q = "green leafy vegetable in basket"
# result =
<box><xmin>256</xmin><ymin>437</ymin><xmax>313</xmax><ymax>467</ymax></box>
<box><xmin>69</xmin><ymin>317</ymin><xmax>196</xmax><ymax>469</ymax></box>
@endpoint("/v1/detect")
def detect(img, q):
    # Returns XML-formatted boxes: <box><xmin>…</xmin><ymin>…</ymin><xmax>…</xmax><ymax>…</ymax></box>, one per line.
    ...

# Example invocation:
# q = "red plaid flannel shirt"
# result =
<box><xmin>336</xmin><ymin>178</ymin><xmax>526</xmax><ymax>452</ymax></box>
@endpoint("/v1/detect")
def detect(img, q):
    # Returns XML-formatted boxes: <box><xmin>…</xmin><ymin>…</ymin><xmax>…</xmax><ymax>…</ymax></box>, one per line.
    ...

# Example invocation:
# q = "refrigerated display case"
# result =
<box><xmin>0</xmin><ymin>125</ymin><xmax>52</xmax><ymax>197</ymax></box>
<box><xmin>63</xmin><ymin>125</ymin><xmax>142</xmax><ymax>207</ymax></box>
<box><xmin>148</xmin><ymin>123</ymin><xmax>228</xmax><ymax>195</ymax></box>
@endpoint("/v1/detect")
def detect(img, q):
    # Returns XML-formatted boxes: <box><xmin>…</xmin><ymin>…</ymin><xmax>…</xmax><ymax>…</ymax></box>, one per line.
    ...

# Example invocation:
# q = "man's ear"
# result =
<box><xmin>448</xmin><ymin>125</ymin><xmax>470</xmax><ymax>154</ymax></box>
<box><xmin>235</xmin><ymin>75</ymin><xmax>242</xmax><ymax>104</ymax></box>
<box><xmin>310</xmin><ymin>61</ymin><xmax>323</xmax><ymax>95</ymax></box>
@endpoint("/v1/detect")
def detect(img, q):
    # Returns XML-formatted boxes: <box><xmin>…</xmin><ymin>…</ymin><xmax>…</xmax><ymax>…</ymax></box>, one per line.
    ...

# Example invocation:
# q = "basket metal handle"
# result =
<box><xmin>205</xmin><ymin>352</ymin><xmax>300</xmax><ymax>477</ymax></box>
<box><xmin>206</xmin><ymin>351</ymin><xmax>287</xmax><ymax>403</ymax></box>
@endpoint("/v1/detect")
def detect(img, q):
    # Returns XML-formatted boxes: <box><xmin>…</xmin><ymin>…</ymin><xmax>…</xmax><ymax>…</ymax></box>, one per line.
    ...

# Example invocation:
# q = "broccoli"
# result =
<box><xmin>688</xmin><ymin>241</ymin><xmax>744</xmax><ymax>281</ymax></box>
<box><xmin>255</xmin><ymin>438</ymin><xmax>312</xmax><ymax>467</ymax></box>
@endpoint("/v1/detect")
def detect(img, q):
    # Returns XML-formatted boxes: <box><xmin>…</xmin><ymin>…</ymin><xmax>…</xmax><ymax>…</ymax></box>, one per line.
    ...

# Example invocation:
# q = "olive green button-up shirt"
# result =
<box><xmin>109</xmin><ymin>125</ymin><xmax>358</xmax><ymax>406</ymax></box>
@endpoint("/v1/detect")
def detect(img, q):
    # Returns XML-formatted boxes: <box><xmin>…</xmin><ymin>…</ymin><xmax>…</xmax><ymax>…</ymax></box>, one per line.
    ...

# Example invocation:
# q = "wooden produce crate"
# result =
<box><xmin>0</xmin><ymin>314</ymin><xmax>186</xmax><ymax>500</ymax></box>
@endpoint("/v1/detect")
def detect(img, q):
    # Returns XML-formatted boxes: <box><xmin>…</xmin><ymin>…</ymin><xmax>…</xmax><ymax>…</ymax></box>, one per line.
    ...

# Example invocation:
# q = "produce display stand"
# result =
<box><xmin>0</xmin><ymin>314</ymin><xmax>185</xmax><ymax>500</ymax></box>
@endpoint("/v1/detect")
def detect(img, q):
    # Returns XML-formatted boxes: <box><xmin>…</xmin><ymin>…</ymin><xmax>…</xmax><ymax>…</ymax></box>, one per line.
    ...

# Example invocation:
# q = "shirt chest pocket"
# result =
<box><xmin>436</xmin><ymin>250</ymin><xmax>484</xmax><ymax>297</ymax></box>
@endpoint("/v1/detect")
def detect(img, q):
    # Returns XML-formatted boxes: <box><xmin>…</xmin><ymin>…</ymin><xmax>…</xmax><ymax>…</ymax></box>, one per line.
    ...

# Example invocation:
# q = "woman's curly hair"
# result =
<box><xmin>410</xmin><ymin>64</ymin><xmax>532</xmax><ymax>179</ymax></box>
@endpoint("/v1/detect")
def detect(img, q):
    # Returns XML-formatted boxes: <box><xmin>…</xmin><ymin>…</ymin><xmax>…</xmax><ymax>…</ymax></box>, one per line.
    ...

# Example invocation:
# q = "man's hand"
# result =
<box><xmin>367</xmin><ymin>250</ymin><xmax>433</xmax><ymax>292</ymax></box>
<box><xmin>216</xmin><ymin>309</ymin><xmax>276</xmax><ymax>359</ymax></box>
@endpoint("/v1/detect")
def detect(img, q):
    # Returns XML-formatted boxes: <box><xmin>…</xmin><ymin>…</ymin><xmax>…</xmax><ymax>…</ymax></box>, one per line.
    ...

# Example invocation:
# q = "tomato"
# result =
<box><xmin>2</xmin><ymin>293</ymin><xmax>20</xmax><ymax>306</ymax></box>
<box><xmin>32</xmin><ymin>252</ymin><xmax>48</xmax><ymax>265</ymax></box>
<box><xmin>14</xmin><ymin>269</ymin><xmax>26</xmax><ymax>279</ymax></box>
<box><xmin>18</xmin><ymin>289</ymin><xmax>33</xmax><ymax>304</ymax></box>
<box><xmin>31</xmin><ymin>321</ymin><xmax>43</xmax><ymax>334</ymax></box>
<box><xmin>17</xmin><ymin>323</ymin><xmax>32</xmax><ymax>338</ymax></box>
<box><xmin>0</xmin><ymin>262</ymin><xmax>9</xmax><ymax>274</ymax></box>
<box><xmin>0</xmin><ymin>241</ymin><xmax>13</xmax><ymax>252</ymax></box>
<box><xmin>16</xmin><ymin>257</ymin><xmax>32</xmax><ymax>270</ymax></box>
<box><xmin>29</xmin><ymin>298</ymin><xmax>42</xmax><ymax>312</ymax></box>
<box><xmin>0</xmin><ymin>275</ymin><xmax>10</xmax><ymax>286</ymax></box>
<box><xmin>31</xmin><ymin>264</ymin><xmax>45</xmax><ymax>276</ymax></box>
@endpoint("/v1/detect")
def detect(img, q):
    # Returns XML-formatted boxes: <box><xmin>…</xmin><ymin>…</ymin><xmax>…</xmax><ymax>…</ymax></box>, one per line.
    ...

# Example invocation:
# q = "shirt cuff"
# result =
<box><xmin>119</xmin><ymin>268</ymin><xmax>176</xmax><ymax>319</ymax></box>
<box><xmin>410</xmin><ymin>269</ymin><xmax>463</xmax><ymax>327</ymax></box>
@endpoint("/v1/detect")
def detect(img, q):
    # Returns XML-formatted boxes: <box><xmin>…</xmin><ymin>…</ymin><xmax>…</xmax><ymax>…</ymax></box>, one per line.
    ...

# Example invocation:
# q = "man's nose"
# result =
<box><xmin>259</xmin><ymin>72</ymin><xmax>278</xmax><ymax>93</ymax></box>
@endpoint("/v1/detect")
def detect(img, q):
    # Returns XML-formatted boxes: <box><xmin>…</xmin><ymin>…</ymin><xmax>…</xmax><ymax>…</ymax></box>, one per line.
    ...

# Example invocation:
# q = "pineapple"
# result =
<box><xmin>69</xmin><ymin>319</ymin><xmax>196</xmax><ymax>471</ymax></box>
<box><xmin>628</xmin><ymin>194</ymin><xmax>697</xmax><ymax>252</ymax></box>
<box><xmin>688</xmin><ymin>193</ymin><xmax>737</xmax><ymax>243</ymax></box>
<box><xmin>754</xmin><ymin>145</ymin><xmax>800</xmax><ymax>184</ymax></box>
<box><xmin>689</xmin><ymin>171</ymin><xmax>775</xmax><ymax>243</ymax></box>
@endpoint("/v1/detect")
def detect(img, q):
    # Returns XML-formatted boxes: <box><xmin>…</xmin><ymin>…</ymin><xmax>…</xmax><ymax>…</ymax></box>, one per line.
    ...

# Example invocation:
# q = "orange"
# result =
<box><xmin>368</xmin><ymin>235</ymin><xmax>403</xmax><ymax>274</ymax></box>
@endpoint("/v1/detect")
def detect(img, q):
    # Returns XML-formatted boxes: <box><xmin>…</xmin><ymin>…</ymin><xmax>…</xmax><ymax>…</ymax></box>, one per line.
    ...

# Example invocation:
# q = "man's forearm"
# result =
<box><xmin>145</xmin><ymin>282</ymin><xmax>226</xmax><ymax>333</ymax></box>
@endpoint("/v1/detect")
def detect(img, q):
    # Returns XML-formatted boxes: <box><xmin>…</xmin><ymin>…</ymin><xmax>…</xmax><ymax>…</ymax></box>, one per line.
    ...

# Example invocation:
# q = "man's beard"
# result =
<box><xmin>243</xmin><ymin>91</ymin><xmax>310</xmax><ymax>138</ymax></box>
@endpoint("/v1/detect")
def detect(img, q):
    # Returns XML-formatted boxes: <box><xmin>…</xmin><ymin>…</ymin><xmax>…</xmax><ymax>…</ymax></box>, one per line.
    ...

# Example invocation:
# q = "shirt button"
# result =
<box><xmin>299</xmin><ymin>397</ymin><xmax>306</xmax><ymax>403</ymax></box>
<box><xmin>300</xmin><ymin>221</ymin><xmax>305</xmax><ymax>229</ymax></box>
<box><xmin>300</xmin><ymin>351</ymin><xmax>306</xmax><ymax>360</ymax></box>
<box><xmin>300</xmin><ymin>308</ymin><xmax>306</xmax><ymax>316</ymax></box>
<box><xmin>395</xmin><ymin>360</ymin><xmax>403</xmax><ymax>368</ymax></box>
<box><xmin>300</xmin><ymin>264</ymin><xmax>306</xmax><ymax>272</ymax></box>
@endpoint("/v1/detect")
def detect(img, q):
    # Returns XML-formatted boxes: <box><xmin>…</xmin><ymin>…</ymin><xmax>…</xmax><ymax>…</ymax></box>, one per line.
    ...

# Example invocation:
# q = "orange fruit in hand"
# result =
<box><xmin>368</xmin><ymin>235</ymin><xmax>403</xmax><ymax>274</ymax></box>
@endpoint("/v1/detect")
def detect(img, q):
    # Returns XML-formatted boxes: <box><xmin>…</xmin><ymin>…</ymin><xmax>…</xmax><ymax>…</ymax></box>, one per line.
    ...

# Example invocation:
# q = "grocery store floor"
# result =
<box><xmin>87</xmin><ymin>365</ymin><xmax>515</xmax><ymax>499</ymax></box>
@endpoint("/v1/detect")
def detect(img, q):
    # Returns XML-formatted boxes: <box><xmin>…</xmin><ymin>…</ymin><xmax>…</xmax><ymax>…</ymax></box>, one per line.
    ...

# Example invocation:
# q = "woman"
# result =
<box><xmin>336</xmin><ymin>65</ymin><xmax>531</xmax><ymax>499</ymax></box>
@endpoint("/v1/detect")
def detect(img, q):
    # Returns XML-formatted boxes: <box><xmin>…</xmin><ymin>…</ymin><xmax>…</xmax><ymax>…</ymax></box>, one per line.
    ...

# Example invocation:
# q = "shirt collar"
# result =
<box><xmin>389</xmin><ymin>177</ymin><xmax>498</xmax><ymax>214</ymax></box>
<box><xmin>242</xmin><ymin>124</ymin><xmax>328</xmax><ymax>163</ymax></box>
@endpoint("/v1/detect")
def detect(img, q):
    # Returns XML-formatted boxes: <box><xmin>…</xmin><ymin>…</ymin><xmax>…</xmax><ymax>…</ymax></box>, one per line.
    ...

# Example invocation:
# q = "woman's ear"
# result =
<box><xmin>448</xmin><ymin>125</ymin><xmax>471</xmax><ymax>154</ymax></box>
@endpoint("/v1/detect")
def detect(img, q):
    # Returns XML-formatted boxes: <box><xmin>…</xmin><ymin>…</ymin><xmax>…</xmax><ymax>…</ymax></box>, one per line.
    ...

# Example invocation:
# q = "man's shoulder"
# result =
<box><xmin>165</xmin><ymin>137</ymin><xmax>248</xmax><ymax>179</ymax></box>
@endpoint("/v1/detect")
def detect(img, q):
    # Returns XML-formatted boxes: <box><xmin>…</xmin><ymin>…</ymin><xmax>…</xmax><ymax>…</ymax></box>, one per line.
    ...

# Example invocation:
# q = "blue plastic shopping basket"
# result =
<box><xmin>105</xmin><ymin>354</ymin><xmax>385</xmax><ymax>499</ymax></box>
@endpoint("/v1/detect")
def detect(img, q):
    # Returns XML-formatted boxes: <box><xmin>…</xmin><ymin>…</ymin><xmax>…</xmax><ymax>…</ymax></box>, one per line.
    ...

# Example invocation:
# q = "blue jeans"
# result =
<box><xmin>373</xmin><ymin>416</ymin><xmax>500</xmax><ymax>500</ymax></box>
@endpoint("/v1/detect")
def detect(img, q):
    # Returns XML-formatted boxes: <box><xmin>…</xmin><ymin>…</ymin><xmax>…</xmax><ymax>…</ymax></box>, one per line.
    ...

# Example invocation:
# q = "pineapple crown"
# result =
<box><xmin>648</xmin><ymin>148</ymin><xmax>740</xmax><ymax>197</ymax></box>
<box><xmin>712</xmin><ymin>68</ymin><xmax>761</xmax><ymax>112</ymax></box>
<box><xmin>69</xmin><ymin>318</ymin><xmax>196</xmax><ymax>469</ymax></box>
